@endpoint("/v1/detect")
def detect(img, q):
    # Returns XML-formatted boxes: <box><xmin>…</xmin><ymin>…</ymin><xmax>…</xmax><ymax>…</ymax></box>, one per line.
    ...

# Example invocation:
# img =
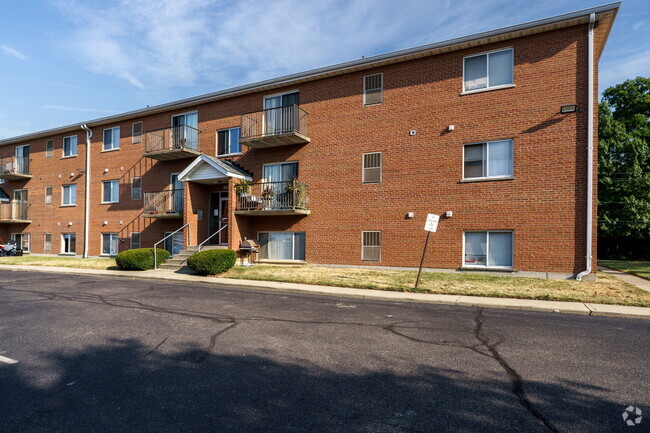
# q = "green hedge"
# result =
<box><xmin>187</xmin><ymin>249</ymin><xmax>237</xmax><ymax>276</ymax></box>
<box><xmin>115</xmin><ymin>248</ymin><xmax>170</xmax><ymax>270</ymax></box>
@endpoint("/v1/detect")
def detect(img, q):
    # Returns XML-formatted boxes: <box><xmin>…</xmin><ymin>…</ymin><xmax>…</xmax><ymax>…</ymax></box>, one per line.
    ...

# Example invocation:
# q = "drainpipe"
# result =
<box><xmin>577</xmin><ymin>12</ymin><xmax>596</xmax><ymax>281</ymax></box>
<box><xmin>80</xmin><ymin>124</ymin><xmax>92</xmax><ymax>258</ymax></box>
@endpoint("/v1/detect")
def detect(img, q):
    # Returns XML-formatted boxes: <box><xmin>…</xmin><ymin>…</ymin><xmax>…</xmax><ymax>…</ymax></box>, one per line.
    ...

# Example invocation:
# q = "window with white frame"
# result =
<box><xmin>62</xmin><ymin>184</ymin><xmax>76</xmax><ymax>206</ymax></box>
<box><xmin>46</xmin><ymin>140</ymin><xmax>54</xmax><ymax>158</ymax></box>
<box><xmin>45</xmin><ymin>186</ymin><xmax>53</xmax><ymax>205</ymax></box>
<box><xmin>44</xmin><ymin>233</ymin><xmax>52</xmax><ymax>252</ymax></box>
<box><xmin>61</xmin><ymin>233</ymin><xmax>76</xmax><ymax>254</ymax></box>
<box><xmin>216</xmin><ymin>127</ymin><xmax>241</xmax><ymax>156</ymax></box>
<box><xmin>362</xmin><ymin>231</ymin><xmax>381</xmax><ymax>261</ymax></box>
<box><xmin>258</xmin><ymin>232</ymin><xmax>305</xmax><ymax>261</ymax></box>
<box><xmin>464</xmin><ymin>231</ymin><xmax>513</xmax><ymax>268</ymax></box>
<box><xmin>463</xmin><ymin>139</ymin><xmax>513</xmax><ymax>180</ymax></box>
<box><xmin>102</xmin><ymin>180</ymin><xmax>119</xmax><ymax>203</ymax></box>
<box><xmin>103</xmin><ymin>126</ymin><xmax>120</xmax><ymax>151</ymax></box>
<box><xmin>102</xmin><ymin>233</ymin><xmax>119</xmax><ymax>256</ymax></box>
<box><xmin>463</xmin><ymin>48</ymin><xmax>513</xmax><ymax>92</ymax></box>
<box><xmin>362</xmin><ymin>152</ymin><xmax>382</xmax><ymax>184</ymax></box>
<box><xmin>11</xmin><ymin>233</ymin><xmax>30</xmax><ymax>252</ymax></box>
<box><xmin>132</xmin><ymin>122</ymin><xmax>142</xmax><ymax>144</ymax></box>
<box><xmin>63</xmin><ymin>135</ymin><xmax>77</xmax><ymax>157</ymax></box>
<box><xmin>364</xmin><ymin>73</ymin><xmax>383</xmax><ymax>105</ymax></box>
<box><xmin>130</xmin><ymin>232</ymin><xmax>141</xmax><ymax>250</ymax></box>
<box><xmin>131</xmin><ymin>177</ymin><xmax>142</xmax><ymax>200</ymax></box>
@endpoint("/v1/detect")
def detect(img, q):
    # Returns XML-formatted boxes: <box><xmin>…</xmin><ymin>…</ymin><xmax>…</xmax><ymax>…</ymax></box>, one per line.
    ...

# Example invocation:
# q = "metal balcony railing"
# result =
<box><xmin>0</xmin><ymin>201</ymin><xmax>29</xmax><ymax>222</ymax></box>
<box><xmin>0</xmin><ymin>156</ymin><xmax>30</xmax><ymax>177</ymax></box>
<box><xmin>143</xmin><ymin>189</ymin><xmax>184</xmax><ymax>216</ymax></box>
<box><xmin>143</xmin><ymin>125</ymin><xmax>200</xmax><ymax>155</ymax></box>
<box><xmin>236</xmin><ymin>180</ymin><xmax>308</xmax><ymax>212</ymax></box>
<box><xmin>241</xmin><ymin>105</ymin><xmax>308</xmax><ymax>146</ymax></box>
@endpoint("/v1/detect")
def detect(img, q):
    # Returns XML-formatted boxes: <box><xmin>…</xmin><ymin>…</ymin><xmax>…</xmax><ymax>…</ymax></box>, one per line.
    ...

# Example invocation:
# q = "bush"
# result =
<box><xmin>187</xmin><ymin>249</ymin><xmax>237</xmax><ymax>276</ymax></box>
<box><xmin>115</xmin><ymin>248</ymin><xmax>170</xmax><ymax>270</ymax></box>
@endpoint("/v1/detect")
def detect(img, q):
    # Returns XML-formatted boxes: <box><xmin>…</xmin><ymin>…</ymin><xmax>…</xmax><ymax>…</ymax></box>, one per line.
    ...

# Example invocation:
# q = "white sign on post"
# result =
<box><xmin>424</xmin><ymin>214</ymin><xmax>440</xmax><ymax>232</ymax></box>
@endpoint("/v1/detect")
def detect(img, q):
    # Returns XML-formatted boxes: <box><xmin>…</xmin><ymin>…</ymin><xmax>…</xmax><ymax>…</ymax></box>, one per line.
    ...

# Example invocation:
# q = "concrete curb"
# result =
<box><xmin>1</xmin><ymin>264</ymin><xmax>649</xmax><ymax>320</ymax></box>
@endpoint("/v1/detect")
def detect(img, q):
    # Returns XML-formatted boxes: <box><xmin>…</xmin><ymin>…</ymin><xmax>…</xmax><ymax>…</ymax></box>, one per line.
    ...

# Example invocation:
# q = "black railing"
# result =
<box><xmin>241</xmin><ymin>105</ymin><xmax>308</xmax><ymax>140</ymax></box>
<box><xmin>236</xmin><ymin>180</ymin><xmax>308</xmax><ymax>211</ymax></box>
<box><xmin>143</xmin><ymin>189</ymin><xmax>184</xmax><ymax>215</ymax></box>
<box><xmin>144</xmin><ymin>125</ymin><xmax>200</xmax><ymax>154</ymax></box>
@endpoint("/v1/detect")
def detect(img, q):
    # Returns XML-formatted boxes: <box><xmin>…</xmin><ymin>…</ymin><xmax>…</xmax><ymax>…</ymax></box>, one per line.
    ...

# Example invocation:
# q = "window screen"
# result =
<box><xmin>363</xmin><ymin>152</ymin><xmax>382</xmax><ymax>184</ymax></box>
<box><xmin>362</xmin><ymin>231</ymin><xmax>381</xmax><ymax>261</ymax></box>
<box><xmin>364</xmin><ymin>73</ymin><xmax>383</xmax><ymax>105</ymax></box>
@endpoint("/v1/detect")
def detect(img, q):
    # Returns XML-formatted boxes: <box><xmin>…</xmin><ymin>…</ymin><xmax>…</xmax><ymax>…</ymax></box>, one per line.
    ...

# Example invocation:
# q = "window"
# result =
<box><xmin>362</xmin><ymin>231</ymin><xmax>381</xmax><ymax>261</ymax></box>
<box><xmin>15</xmin><ymin>145</ymin><xmax>29</xmax><ymax>174</ymax></box>
<box><xmin>102</xmin><ymin>233</ymin><xmax>119</xmax><ymax>256</ymax></box>
<box><xmin>130</xmin><ymin>232</ymin><xmax>141</xmax><ymax>250</ymax></box>
<box><xmin>362</xmin><ymin>152</ymin><xmax>382</xmax><ymax>184</ymax></box>
<box><xmin>464</xmin><ymin>231</ymin><xmax>513</xmax><ymax>268</ymax></box>
<box><xmin>171</xmin><ymin>112</ymin><xmax>199</xmax><ymax>149</ymax></box>
<box><xmin>102</xmin><ymin>180</ymin><xmax>119</xmax><ymax>203</ymax></box>
<box><xmin>217</xmin><ymin>127</ymin><xmax>241</xmax><ymax>156</ymax></box>
<box><xmin>103</xmin><ymin>127</ymin><xmax>120</xmax><ymax>151</ymax></box>
<box><xmin>132</xmin><ymin>122</ymin><xmax>142</xmax><ymax>144</ymax></box>
<box><xmin>258</xmin><ymin>232</ymin><xmax>305</xmax><ymax>261</ymax></box>
<box><xmin>45</xmin><ymin>186</ymin><xmax>53</xmax><ymax>205</ymax></box>
<box><xmin>46</xmin><ymin>140</ymin><xmax>54</xmax><ymax>158</ymax></box>
<box><xmin>11</xmin><ymin>233</ymin><xmax>30</xmax><ymax>252</ymax></box>
<box><xmin>463</xmin><ymin>48</ymin><xmax>513</xmax><ymax>92</ymax></box>
<box><xmin>44</xmin><ymin>233</ymin><xmax>52</xmax><ymax>252</ymax></box>
<box><xmin>61</xmin><ymin>233</ymin><xmax>76</xmax><ymax>254</ymax></box>
<box><xmin>463</xmin><ymin>139</ymin><xmax>513</xmax><ymax>180</ymax></box>
<box><xmin>63</xmin><ymin>135</ymin><xmax>77</xmax><ymax>157</ymax></box>
<box><xmin>131</xmin><ymin>177</ymin><xmax>142</xmax><ymax>200</ymax></box>
<box><xmin>364</xmin><ymin>73</ymin><xmax>383</xmax><ymax>105</ymax></box>
<box><xmin>62</xmin><ymin>184</ymin><xmax>76</xmax><ymax>206</ymax></box>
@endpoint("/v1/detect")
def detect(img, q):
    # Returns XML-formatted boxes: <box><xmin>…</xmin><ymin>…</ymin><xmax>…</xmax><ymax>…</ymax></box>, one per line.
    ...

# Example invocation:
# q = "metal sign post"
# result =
<box><xmin>415</xmin><ymin>214</ymin><xmax>440</xmax><ymax>289</ymax></box>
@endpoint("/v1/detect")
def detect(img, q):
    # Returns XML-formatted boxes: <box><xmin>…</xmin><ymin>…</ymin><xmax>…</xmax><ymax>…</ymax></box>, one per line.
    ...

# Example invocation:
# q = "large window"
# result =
<box><xmin>102</xmin><ymin>180</ymin><xmax>119</xmax><ymax>203</ymax></box>
<box><xmin>103</xmin><ymin>126</ymin><xmax>120</xmax><ymax>151</ymax></box>
<box><xmin>463</xmin><ymin>139</ymin><xmax>513</xmax><ymax>180</ymax></box>
<box><xmin>362</xmin><ymin>152</ymin><xmax>382</xmax><ymax>184</ymax></box>
<box><xmin>11</xmin><ymin>233</ymin><xmax>30</xmax><ymax>252</ymax></box>
<box><xmin>464</xmin><ymin>231</ymin><xmax>513</xmax><ymax>268</ymax></box>
<box><xmin>62</xmin><ymin>184</ymin><xmax>76</xmax><ymax>206</ymax></box>
<box><xmin>61</xmin><ymin>233</ymin><xmax>76</xmax><ymax>254</ymax></box>
<box><xmin>362</xmin><ymin>231</ymin><xmax>381</xmax><ymax>261</ymax></box>
<box><xmin>63</xmin><ymin>135</ymin><xmax>77</xmax><ymax>157</ymax></box>
<box><xmin>102</xmin><ymin>233</ymin><xmax>119</xmax><ymax>256</ymax></box>
<box><xmin>364</xmin><ymin>73</ymin><xmax>383</xmax><ymax>105</ymax></box>
<box><xmin>258</xmin><ymin>232</ymin><xmax>305</xmax><ymax>261</ymax></box>
<box><xmin>463</xmin><ymin>48</ymin><xmax>513</xmax><ymax>92</ymax></box>
<box><xmin>217</xmin><ymin>127</ymin><xmax>241</xmax><ymax>156</ymax></box>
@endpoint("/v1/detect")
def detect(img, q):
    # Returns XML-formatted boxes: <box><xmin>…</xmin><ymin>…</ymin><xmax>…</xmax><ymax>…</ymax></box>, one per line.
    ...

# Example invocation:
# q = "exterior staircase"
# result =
<box><xmin>158</xmin><ymin>245</ymin><xmax>227</xmax><ymax>272</ymax></box>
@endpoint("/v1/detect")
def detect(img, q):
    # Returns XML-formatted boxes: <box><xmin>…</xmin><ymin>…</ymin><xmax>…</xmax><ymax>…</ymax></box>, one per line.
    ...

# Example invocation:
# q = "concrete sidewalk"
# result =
<box><xmin>1</xmin><ymin>264</ymin><xmax>649</xmax><ymax>320</ymax></box>
<box><xmin>598</xmin><ymin>265</ymin><xmax>650</xmax><ymax>292</ymax></box>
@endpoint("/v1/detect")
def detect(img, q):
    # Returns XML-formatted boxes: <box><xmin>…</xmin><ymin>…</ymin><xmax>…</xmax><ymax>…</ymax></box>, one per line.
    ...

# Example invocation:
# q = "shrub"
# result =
<box><xmin>187</xmin><ymin>249</ymin><xmax>237</xmax><ymax>276</ymax></box>
<box><xmin>115</xmin><ymin>248</ymin><xmax>170</xmax><ymax>270</ymax></box>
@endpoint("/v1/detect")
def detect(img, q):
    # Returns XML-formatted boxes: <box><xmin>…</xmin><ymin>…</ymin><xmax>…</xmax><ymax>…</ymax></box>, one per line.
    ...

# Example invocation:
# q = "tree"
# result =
<box><xmin>598</xmin><ymin>77</ymin><xmax>650</xmax><ymax>259</ymax></box>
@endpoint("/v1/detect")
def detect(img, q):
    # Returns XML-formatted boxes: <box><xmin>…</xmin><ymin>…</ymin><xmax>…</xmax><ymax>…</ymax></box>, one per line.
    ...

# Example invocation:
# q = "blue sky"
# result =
<box><xmin>0</xmin><ymin>0</ymin><xmax>648</xmax><ymax>140</ymax></box>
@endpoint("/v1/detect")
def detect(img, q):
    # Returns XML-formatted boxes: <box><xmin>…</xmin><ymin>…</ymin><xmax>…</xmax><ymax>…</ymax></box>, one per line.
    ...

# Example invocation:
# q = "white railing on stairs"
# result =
<box><xmin>153</xmin><ymin>223</ymin><xmax>189</xmax><ymax>270</ymax></box>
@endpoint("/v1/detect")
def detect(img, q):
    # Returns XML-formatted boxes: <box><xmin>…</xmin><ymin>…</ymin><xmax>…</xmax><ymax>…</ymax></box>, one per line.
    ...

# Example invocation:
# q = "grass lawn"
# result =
<box><xmin>0</xmin><ymin>255</ymin><xmax>117</xmax><ymax>270</ymax></box>
<box><xmin>599</xmin><ymin>260</ymin><xmax>650</xmax><ymax>281</ymax></box>
<box><xmin>224</xmin><ymin>264</ymin><xmax>650</xmax><ymax>308</ymax></box>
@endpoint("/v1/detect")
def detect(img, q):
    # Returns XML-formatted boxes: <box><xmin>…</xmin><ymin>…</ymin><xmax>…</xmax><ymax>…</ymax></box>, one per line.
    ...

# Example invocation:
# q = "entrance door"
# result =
<box><xmin>13</xmin><ymin>189</ymin><xmax>27</xmax><ymax>220</ymax></box>
<box><xmin>209</xmin><ymin>192</ymin><xmax>228</xmax><ymax>245</ymax></box>
<box><xmin>15</xmin><ymin>145</ymin><xmax>29</xmax><ymax>174</ymax></box>
<box><xmin>170</xmin><ymin>174</ymin><xmax>183</xmax><ymax>214</ymax></box>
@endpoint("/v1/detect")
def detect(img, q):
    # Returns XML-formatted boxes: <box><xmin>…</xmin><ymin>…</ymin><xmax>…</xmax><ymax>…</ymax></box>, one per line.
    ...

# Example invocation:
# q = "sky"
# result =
<box><xmin>0</xmin><ymin>0</ymin><xmax>648</xmax><ymax>140</ymax></box>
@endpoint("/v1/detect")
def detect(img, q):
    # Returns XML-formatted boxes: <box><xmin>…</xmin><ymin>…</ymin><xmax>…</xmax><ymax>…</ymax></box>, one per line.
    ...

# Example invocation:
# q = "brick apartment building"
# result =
<box><xmin>0</xmin><ymin>4</ymin><xmax>619</xmax><ymax>279</ymax></box>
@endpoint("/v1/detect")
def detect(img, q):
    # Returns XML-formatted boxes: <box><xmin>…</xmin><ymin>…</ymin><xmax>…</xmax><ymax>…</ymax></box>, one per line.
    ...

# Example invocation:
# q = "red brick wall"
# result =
<box><xmin>0</xmin><ymin>23</ymin><xmax>600</xmax><ymax>274</ymax></box>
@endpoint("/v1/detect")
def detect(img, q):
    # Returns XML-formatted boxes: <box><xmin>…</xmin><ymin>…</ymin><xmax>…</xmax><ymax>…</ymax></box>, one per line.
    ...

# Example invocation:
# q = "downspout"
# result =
<box><xmin>80</xmin><ymin>124</ymin><xmax>92</xmax><ymax>258</ymax></box>
<box><xmin>577</xmin><ymin>12</ymin><xmax>596</xmax><ymax>281</ymax></box>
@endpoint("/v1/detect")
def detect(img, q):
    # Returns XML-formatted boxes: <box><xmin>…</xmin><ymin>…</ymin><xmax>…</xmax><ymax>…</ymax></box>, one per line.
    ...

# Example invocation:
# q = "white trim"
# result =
<box><xmin>460</xmin><ymin>84</ymin><xmax>516</xmax><ymax>95</ymax></box>
<box><xmin>102</xmin><ymin>126</ymin><xmax>120</xmax><ymax>151</ymax></box>
<box><xmin>462</xmin><ymin>47</ymin><xmax>514</xmax><ymax>93</ymax></box>
<box><xmin>462</xmin><ymin>139</ymin><xmax>514</xmax><ymax>180</ymax></box>
<box><xmin>101</xmin><ymin>232</ymin><xmax>119</xmax><ymax>256</ymax></box>
<box><xmin>216</xmin><ymin>127</ymin><xmax>242</xmax><ymax>156</ymax></box>
<box><xmin>363</xmin><ymin>73</ymin><xmax>383</xmax><ymax>106</ymax></box>
<box><xmin>61</xmin><ymin>184</ymin><xmax>77</xmax><ymax>206</ymax></box>
<box><xmin>62</xmin><ymin>135</ymin><xmax>78</xmax><ymax>157</ymax></box>
<box><xmin>101</xmin><ymin>179</ymin><xmax>119</xmax><ymax>204</ymax></box>
<box><xmin>61</xmin><ymin>233</ymin><xmax>76</xmax><ymax>254</ymax></box>
<box><xmin>462</xmin><ymin>230</ymin><xmax>514</xmax><ymax>269</ymax></box>
<box><xmin>178</xmin><ymin>154</ymin><xmax>252</xmax><ymax>182</ymax></box>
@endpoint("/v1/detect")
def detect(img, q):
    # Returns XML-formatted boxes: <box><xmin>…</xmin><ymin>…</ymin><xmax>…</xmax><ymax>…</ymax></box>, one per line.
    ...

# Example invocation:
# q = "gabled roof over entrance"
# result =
<box><xmin>178</xmin><ymin>154</ymin><xmax>252</xmax><ymax>184</ymax></box>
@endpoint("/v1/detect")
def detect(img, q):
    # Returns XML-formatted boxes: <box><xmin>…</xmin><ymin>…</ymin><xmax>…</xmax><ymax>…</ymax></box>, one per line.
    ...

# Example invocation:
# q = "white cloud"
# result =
<box><xmin>0</xmin><ymin>44</ymin><xmax>27</xmax><ymax>60</ymax></box>
<box><xmin>600</xmin><ymin>49</ymin><xmax>650</xmax><ymax>91</ymax></box>
<box><xmin>43</xmin><ymin>105</ymin><xmax>118</xmax><ymax>114</ymax></box>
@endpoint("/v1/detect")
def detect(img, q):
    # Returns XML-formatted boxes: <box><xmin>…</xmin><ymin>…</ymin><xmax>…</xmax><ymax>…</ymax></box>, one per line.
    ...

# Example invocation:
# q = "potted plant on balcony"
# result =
<box><xmin>235</xmin><ymin>179</ymin><xmax>251</xmax><ymax>197</ymax></box>
<box><xmin>284</xmin><ymin>179</ymin><xmax>307</xmax><ymax>209</ymax></box>
<box><xmin>261</xmin><ymin>186</ymin><xmax>274</xmax><ymax>210</ymax></box>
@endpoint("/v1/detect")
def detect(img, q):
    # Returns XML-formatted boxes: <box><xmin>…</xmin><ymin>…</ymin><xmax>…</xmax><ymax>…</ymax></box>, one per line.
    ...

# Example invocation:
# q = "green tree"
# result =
<box><xmin>598</xmin><ymin>77</ymin><xmax>650</xmax><ymax>258</ymax></box>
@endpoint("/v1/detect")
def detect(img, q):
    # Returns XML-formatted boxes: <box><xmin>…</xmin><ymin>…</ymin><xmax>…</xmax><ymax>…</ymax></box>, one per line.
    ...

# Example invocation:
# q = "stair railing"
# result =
<box><xmin>196</xmin><ymin>224</ymin><xmax>228</xmax><ymax>253</ymax></box>
<box><xmin>153</xmin><ymin>223</ymin><xmax>190</xmax><ymax>270</ymax></box>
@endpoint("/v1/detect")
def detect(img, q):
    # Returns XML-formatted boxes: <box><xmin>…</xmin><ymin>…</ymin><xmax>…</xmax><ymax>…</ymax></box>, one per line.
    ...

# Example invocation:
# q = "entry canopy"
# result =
<box><xmin>178</xmin><ymin>154</ymin><xmax>252</xmax><ymax>184</ymax></box>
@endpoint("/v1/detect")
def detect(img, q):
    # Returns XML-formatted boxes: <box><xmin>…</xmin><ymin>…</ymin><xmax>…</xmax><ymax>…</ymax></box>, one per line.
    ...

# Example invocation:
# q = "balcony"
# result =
<box><xmin>240</xmin><ymin>105</ymin><xmax>310</xmax><ymax>149</ymax></box>
<box><xmin>0</xmin><ymin>156</ymin><xmax>31</xmax><ymax>180</ymax></box>
<box><xmin>143</xmin><ymin>125</ymin><xmax>201</xmax><ymax>160</ymax></box>
<box><xmin>0</xmin><ymin>201</ymin><xmax>30</xmax><ymax>223</ymax></box>
<box><xmin>143</xmin><ymin>189</ymin><xmax>183</xmax><ymax>218</ymax></box>
<box><xmin>235</xmin><ymin>180</ymin><xmax>310</xmax><ymax>216</ymax></box>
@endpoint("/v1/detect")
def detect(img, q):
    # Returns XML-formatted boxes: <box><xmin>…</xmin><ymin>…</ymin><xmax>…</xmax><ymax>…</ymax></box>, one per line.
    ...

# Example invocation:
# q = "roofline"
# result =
<box><xmin>0</xmin><ymin>2</ymin><xmax>620</xmax><ymax>146</ymax></box>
